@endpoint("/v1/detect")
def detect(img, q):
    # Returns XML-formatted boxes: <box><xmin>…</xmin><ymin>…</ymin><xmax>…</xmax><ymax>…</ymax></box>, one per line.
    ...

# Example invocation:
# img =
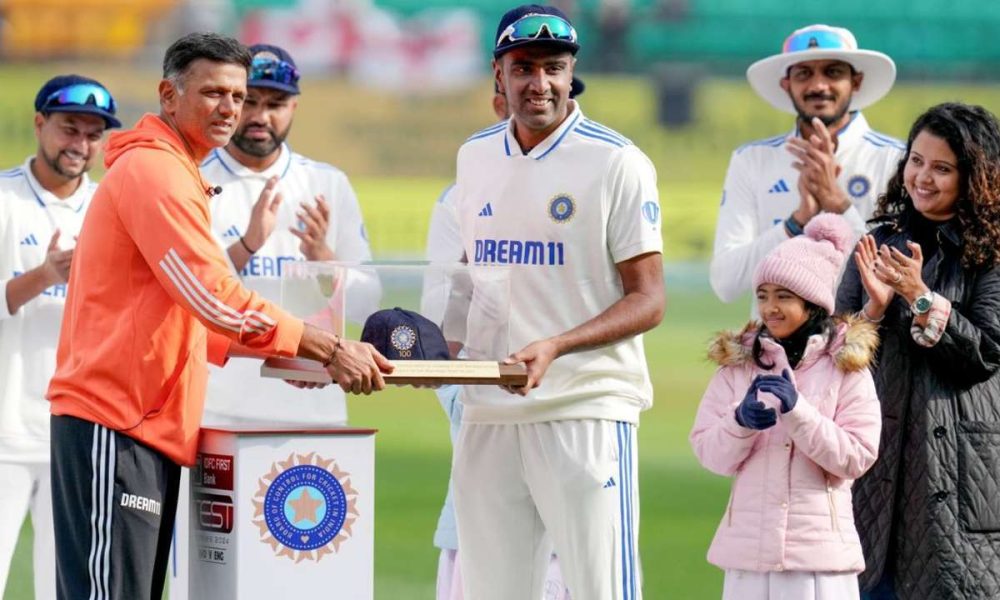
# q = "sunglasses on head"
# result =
<box><xmin>43</xmin><ymin>83</ymin><xmax>116</xmax><ymax>113</ymax></box>
<box><xmin>496</xmin><ymin>14</ymin><xmax>577</xmax><ymax>48</ymax></box>
<box><xmin>782</xmin><ymin>29</ymin><xmax>851</xmax><ymax>53</ymax></box>
<box><xmin>250</xmin><ymin>57</ymin><xmax>300</xmax><ymax>87</ymax></box>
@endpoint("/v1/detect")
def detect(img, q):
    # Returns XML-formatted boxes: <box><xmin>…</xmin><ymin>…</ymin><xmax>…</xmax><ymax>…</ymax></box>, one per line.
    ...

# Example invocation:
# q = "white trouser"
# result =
<box><xmin>723</xmin><ymin>570</ymin><xmax>860</xmax><ymax>600</ymax></box>
<box><xmin>0</xmin><ymin>461</ymin><xmax>55</xmax><ymax>600</ymax></box>
<box><xmin>453</xmin><ymin>420</ymin><xmax>640</xmax><ymax>600</ymax></box>
<box><xmin>437</xmin><ymin>549</ymin><xmax>571</xmax><ymax>600</ymax></box>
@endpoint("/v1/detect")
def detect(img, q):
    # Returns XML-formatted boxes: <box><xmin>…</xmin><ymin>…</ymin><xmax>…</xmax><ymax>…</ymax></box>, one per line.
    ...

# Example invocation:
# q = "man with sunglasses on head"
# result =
<box><xmin>425</xmin><ymin>75</ymin><xmax>585</xmax><ymax>600</ymax></box>
<box><xmin>448</xmin><ymin>5</ymin><xmax>664</xmax><ymax>599</ymax></box>
<box><xmin>164</xmin><ymin>44</ymin><xmax>380</xmax><ymax>598</ymax></box>
<box><xmin>711</xmin><ymin>24</ymin><xmax>904</xmax><ymax>310</ymax></box>
<box><xmin>0</xmin><ymin>74</ymin><xmax>119</xmax><ymax>600</ymax></box>
<box><xmin>46</xmin><ymin>33</ymin><xmax>391</xmax><ymax>599</ymax></box>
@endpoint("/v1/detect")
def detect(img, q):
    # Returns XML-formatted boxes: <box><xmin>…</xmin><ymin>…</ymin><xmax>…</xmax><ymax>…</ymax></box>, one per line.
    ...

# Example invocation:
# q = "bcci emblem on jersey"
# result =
<box><xmin>549</xmin><ymin>194</ymin><xmax>576</xmax><ymax>223</ymax></box>
<box><xmin>251</xmin><ymin>452</ymin><xmax>360</xmax><ymax>562</ymax></box>
<box><xmin>390</xmin><ymin>325</ymin><xmax>417</xmax><ymax>358</ymax></box>
<box><xmin>847</xmin><ymin>175</ymin><xmax>871</xmax><ymax>198</ymax></box>
<box><xmin>641</xmin><ymin>201</ymin><xmax>661</xmax><ymax>226</ymax></box>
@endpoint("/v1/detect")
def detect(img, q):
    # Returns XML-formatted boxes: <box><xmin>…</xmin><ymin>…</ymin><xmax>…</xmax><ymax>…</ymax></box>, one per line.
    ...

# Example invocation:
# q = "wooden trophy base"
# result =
<box><xmin>261</xmin><ymin>357</ymin><xmax>528</xmax><ymax>387</ymax></box>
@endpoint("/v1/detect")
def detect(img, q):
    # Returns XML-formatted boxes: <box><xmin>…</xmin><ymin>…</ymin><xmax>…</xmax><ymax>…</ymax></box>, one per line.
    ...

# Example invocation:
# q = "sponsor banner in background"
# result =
<box><xmin>239</xmin><ymin>2</ymin><xmax>482</xmax><ymax>93</ymax></box>
<box><xmin>193</xmin><ymin>453</ymin><xmax>237</xmax><ymax>567</ymax></box>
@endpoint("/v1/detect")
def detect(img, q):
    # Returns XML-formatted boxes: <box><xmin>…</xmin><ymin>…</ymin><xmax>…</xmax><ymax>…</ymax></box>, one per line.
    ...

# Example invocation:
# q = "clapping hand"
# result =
<box><xmin>242</xmin><ymin>176</ymin><xmax>282</xmax><ymax>252</ymax></box>
<box><xmin>42</xmin><ymin>230</ymin><xmax>74</xmax><ymax>284</ymax></box>
<box><xmin>756</xmin><ymin>369</ymin><xmax>798</xmax><ymax>414</ymax></box>
<box><xmin>735</xmin><ymin>376</ymin><xmax>777</xmax><ymax>430</ymax></box>
<box><xmin>875</xmin><ymin>240</ymin><xmax>929</xmax><ymax>303</ymax></box>
<box><xmin>791</xmin><ymin>170</ymin><xmax>820</xmax><ymax>229</ymax></box>
<box><xmin>291</xmin><ymin>194</ymin><xmax>335</xmax><ymax>261</ymax></box>
<box><xmin>787</xmin><ymin>117</ymin><xmax>848</xmax><ymax>214</ymax></box>
<box><xmin>854</xmin><ymin>234</ymin><xmax>896</xmax><ymax>316</ymax></box>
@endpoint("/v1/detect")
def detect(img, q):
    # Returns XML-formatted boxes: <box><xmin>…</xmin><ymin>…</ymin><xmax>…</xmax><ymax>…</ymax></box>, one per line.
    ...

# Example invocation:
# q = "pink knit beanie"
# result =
<box><xmin>752</xmin><ymin>213</ymin><xmax>853</xmax><ymax>314</ymax></box>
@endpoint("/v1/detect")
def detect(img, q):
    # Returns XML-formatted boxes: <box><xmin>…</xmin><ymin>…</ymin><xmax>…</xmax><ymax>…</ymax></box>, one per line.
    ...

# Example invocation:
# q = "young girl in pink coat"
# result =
<box><xmin>691</xmin><ymin>213</ymin><xmax>881</xmax><ymax>600</ymax></box>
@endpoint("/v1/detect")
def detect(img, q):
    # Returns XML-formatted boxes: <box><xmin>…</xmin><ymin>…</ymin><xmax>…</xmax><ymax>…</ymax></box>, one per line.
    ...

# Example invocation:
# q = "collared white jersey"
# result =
<box><xmin>200</xmin><ymin>144</ymin><xmax>377</xmax><ymax>426</ymax></box>
<box><xmin>711</xmin><ymin>112</ymin><xmax>904</xmax><ymax>309</ymax></box>
<box><xmin>452</xmin><ymin>105</ymin><xmax>663</xmax><ymax>425</ymax></box>
<box><xmin>0</xmin><ymin>157</ymin><xmax>94</xmax><ymax>462</ymax></box>
<box><xmin>420</xmin><ymin>183</ymin><xmax>463</xmax><ymax>325</ymax></box>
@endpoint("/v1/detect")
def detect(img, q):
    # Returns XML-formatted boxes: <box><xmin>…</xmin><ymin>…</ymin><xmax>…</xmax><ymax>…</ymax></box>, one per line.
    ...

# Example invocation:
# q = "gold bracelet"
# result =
<box><xmin>322</xmin><ymin>335</ymin><xmax>343</xmax><ymax>367</ymax></box>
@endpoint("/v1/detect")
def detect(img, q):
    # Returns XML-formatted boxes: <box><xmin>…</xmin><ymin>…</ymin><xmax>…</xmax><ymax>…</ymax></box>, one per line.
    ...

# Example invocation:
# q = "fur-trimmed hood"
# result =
<box><xmin>708</xmin><ymin>314</ymin><xmax>878</xmax><ymax>373</ymax></box>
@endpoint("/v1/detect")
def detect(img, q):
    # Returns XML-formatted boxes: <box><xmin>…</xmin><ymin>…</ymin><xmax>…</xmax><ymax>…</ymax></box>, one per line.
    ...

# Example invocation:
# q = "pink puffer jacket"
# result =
<box><xmin>690</xmin><ymin>315</ymin><xmax>881</xmax><ymax>574</ymax></box>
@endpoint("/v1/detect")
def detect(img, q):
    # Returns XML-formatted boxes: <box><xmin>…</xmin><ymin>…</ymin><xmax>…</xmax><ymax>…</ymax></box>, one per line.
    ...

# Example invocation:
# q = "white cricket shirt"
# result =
<box><xmin>711</xmin><ymin>112</ymin><xmax>904</xmax><ymax>307</ymax></box>
<box><xmin>452</xmin><ymin>104</ymin><xmax>663</xmax><ymax>425</ymax></box>
<box><xmin>0</xmin><ymin>157</ymin><xmax>95</xmax><ymax>462</ymax></box>
<box><xmin>420</xmin><ymin>183</ymin><xmax>463</xmax><ymax>324</ymax></box>
<box><xmin>200</xmin><ymin>144</ymin><xmax>377</xmax><ymax>426</ymax></box>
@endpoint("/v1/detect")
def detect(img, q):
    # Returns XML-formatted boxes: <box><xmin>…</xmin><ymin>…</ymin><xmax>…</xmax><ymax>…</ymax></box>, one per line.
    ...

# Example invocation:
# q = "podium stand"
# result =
<box><xmin>187</xmin><ymin>426</ymin><xmax>376</xmax><ymax>599</ymax></box>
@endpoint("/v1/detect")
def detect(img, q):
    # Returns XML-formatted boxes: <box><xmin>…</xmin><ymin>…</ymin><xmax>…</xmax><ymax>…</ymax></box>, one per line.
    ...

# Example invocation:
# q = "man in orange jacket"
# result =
<box><xmin>46</xmin><ymin>33</ymin><xmax>392</xmax><ymax>599</ymax></box>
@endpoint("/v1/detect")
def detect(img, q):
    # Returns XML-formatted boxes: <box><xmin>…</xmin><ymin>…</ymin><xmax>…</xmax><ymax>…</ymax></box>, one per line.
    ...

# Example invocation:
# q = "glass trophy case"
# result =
<box><xmin>261</xmin><ymin>261</ymin><xmax>525</xmax><ymax>386</ymax></box>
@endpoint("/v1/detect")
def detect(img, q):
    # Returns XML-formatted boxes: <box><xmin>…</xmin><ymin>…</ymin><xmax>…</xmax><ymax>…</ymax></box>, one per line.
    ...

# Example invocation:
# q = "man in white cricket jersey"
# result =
<box><xmin>170</xmin><ymin>44</ymin><xmax>378</xmax><ymax>598</ymax></box>
<box><xmin>448</xmin><ymin>5</ymin><xmax>664</xmax><ymax>599</ymax></box>
<box><xmin>425</xmin><ymin>77</ymin><xmax>585</xmax><ymax>600</ymax></box>
<box><xmin>0</xmin><ymin>74</ymin><xmax>120</xmax><ymax>599</ymax></box>
<box><xmin>711</xmin><ymin>24</ymin><xmax>904</xmax><ymax>308</ymax></box>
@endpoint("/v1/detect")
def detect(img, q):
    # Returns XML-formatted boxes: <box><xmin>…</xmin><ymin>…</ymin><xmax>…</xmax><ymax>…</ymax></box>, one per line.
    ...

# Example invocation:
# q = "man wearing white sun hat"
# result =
<box><xmin>711</xmin><ymin>24</ymin><xmax>904</xmax><ymax>310</ymax></box>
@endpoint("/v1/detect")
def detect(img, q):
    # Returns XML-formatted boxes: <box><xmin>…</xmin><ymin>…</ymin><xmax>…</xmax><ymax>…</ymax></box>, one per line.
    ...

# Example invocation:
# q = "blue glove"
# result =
<box><xmin>734</xmin><ymin>377</ymin><xmax>777</xmax><ymax>430</ymax></box>
<box><xmin>757</xmin><ymin>369</ymin><xmax>798</xmax><ymax>414</ymax></box>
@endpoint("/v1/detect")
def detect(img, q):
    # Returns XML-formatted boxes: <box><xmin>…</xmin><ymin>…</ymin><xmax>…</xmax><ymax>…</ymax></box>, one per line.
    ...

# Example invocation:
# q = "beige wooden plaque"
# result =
<box><xmin>261</xmin><ymin>357</ymin><xmax>528</xmax><ymax>387</ymax></box>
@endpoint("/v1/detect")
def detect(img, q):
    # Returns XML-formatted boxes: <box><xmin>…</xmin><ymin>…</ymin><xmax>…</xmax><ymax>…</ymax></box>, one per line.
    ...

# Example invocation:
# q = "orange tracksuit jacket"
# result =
<box><xmin>48</xmin><ymin>114</ymin><xmax>304</xmax><ymax>466</ymax></box>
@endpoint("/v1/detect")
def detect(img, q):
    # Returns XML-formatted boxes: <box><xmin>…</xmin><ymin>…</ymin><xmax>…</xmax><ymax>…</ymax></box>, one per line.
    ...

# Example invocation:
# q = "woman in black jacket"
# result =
<box><xmin>836</xmin><ymin>102</ymin><xmax>1000</xmax><ymax>599</ymax></box>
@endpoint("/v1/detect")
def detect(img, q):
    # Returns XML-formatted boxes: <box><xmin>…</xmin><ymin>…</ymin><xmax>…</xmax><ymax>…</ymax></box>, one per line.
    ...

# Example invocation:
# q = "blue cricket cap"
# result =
<box><xmin>248</xmin><ymin>43</ymin><xmax>301</xmax><ymax>95</ymax></box>
<box><xmin>361</xmin><ymin>308</ymin><xmax>450</xmax><ymax>361</ymax></box>
<box><xmin>494</xmin><ymin>4</ymin><xmax>580</xmax><ymax>59</ymax></box>
<box><xmin>34</xmin><ymin>75</ymin><xmax>121</xmax><ymax>129</ymax></box>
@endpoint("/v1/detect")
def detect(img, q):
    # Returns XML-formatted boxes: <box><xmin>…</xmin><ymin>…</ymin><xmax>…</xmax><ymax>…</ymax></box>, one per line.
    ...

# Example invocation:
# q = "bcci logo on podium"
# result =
<box><xmin>252</xmin><ymin>452</ymin><xmax>360</xmax><ymax>562</ymax></box>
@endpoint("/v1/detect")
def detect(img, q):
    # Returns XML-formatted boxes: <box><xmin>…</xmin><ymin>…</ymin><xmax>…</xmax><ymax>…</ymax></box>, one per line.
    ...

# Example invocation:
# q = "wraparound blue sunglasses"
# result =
<box><xmin>782</xmin><ymin>28</ymin><xmax>852</xmax><ymax>53</ymax></box>
<box><xmin>496</xmin><ymin>14</ymin><xmax>577</xmax><ymax>48</ymax></box>
<box><xmin>250</xmin><ymin>57</ymin><xmax>300</xmax><ymax>87</ymax></box>
<box><xmin>43</xmin><ymin>83</ymin><xmax>116</xmax><ymax>113</ymax></box>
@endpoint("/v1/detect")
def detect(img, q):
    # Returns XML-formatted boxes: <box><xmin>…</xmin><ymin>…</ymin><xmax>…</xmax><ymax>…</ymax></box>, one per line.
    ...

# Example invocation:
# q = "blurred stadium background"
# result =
<box><xmin>3</xmin><ymin>0</ymin><xmax>1000</xmax><ymax>597</ymax></box>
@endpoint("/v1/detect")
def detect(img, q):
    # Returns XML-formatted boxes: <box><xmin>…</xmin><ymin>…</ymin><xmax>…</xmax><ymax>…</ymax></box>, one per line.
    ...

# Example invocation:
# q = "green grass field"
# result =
<box><xmin>4</xmin><ymin>61</ymin><xmax>1000</xmax><ymax>597</ymax></box>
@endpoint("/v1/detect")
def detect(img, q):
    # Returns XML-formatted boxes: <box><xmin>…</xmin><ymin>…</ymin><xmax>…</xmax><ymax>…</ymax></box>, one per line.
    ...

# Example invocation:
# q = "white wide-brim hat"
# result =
<box><xmin>746</xmin><ymin>24</ymin><xmax>896</xmax><ymax>115</ymax></box>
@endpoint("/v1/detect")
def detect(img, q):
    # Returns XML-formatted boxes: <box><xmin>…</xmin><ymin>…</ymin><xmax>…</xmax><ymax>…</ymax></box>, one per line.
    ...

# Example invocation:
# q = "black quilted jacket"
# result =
<box><xmin>836</xmin><ymin>215</ymin><xmax>1000</xmax><ymax>599</ymax></box>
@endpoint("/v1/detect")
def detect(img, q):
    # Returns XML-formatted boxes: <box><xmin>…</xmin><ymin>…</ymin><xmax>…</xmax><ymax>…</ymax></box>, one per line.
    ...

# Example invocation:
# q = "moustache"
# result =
<box><xmin>241</xmin><ymin>125</ymin><xmax>275</xmax><ymax>137</ymax></box>
<box><xmin>60</xmin><ymin>150</ymin><xmax>89</xmax><ymax>162</ymax></box>
<box><xmin>803</xmin><ymin>93</ymin><xmax>836</xmax><ymax>102</ymax></box>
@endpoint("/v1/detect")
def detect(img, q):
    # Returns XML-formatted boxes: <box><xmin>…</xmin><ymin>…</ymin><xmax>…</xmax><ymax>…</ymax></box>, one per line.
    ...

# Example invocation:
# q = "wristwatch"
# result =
<box><xmin>911</xmin><ymin>292</ymin><xmax>935</xmax><ymax>315</ymax></box>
